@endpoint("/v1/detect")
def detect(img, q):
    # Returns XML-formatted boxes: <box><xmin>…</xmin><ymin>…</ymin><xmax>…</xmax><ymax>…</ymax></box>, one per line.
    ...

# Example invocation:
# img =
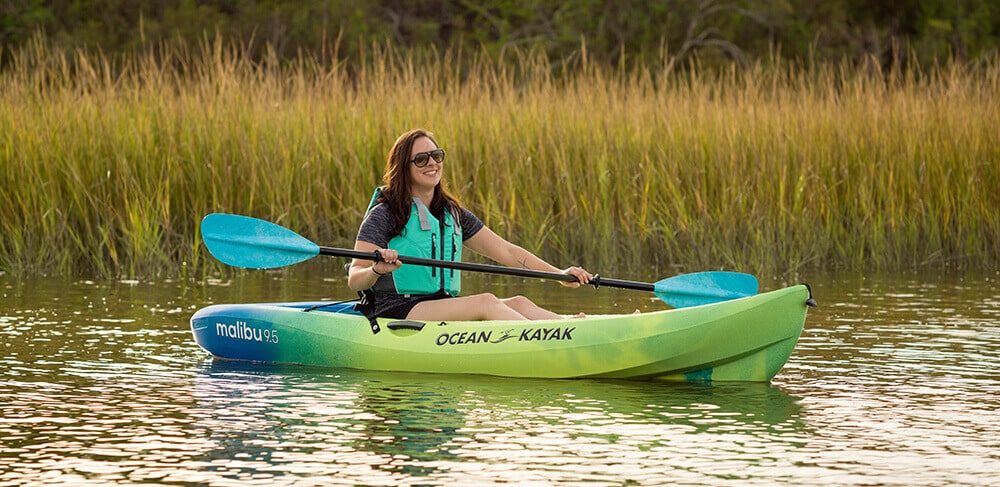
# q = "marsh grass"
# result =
<box><xmin>2</xmin><ymin>38</ymin><xmax>998</xmax><ymax>279</ymax></box>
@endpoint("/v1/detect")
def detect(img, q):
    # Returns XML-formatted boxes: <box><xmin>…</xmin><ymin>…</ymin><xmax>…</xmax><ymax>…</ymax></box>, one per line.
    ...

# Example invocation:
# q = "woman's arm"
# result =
<box><xmin>464</xmin><ymin>226</ymin><xmax>592</xmax><ymax>287</ymax></box>
<box><xmin>347</xmin><ymin>241</ymin><xmax>401</xmax><ymax>291</ymax></box>
<box><xmin>348</xmin><ymin>204</ymin><xmax>403</xmax><ymax>292</ymax></box>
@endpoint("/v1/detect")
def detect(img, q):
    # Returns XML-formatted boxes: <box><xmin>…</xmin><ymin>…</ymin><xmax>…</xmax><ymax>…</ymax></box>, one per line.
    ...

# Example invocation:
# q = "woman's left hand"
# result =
<box><xmin>560</xmin><ymin>266</ymin><xmax>593</xmax><ymax>288</ymax></box>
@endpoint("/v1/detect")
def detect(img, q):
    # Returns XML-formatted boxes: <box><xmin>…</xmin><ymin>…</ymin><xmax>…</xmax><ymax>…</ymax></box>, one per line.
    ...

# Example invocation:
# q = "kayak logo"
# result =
<box><xmin>436</xmin><ymin>330</ymin><xmax>492</xmax><ymax>346</ymax></box>
<box><xmin>435</xmin><ymin>326</ymin><xmax>575</xmax><ymax>346</ymax></box>
<box><xmin>215</xmin><ymin>320</ymin><xmax>279</xmax><ymax>344</ymax></box>
<box><xmin>491</xmin><ymin>330</ymin><xmax>517</xmax><ymax>343</ymax></box>
<box><xmin>518</xmin><ymin>327</ymin><xmax>574</xmax><ymax>341</ymax></box>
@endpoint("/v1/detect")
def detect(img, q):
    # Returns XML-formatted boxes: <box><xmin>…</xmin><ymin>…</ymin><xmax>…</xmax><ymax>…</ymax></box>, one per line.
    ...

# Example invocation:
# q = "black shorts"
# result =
<box><xmin>378</xmin><ymin>291</ymin><xmax>453</xmax><ymax>319</ymax></box>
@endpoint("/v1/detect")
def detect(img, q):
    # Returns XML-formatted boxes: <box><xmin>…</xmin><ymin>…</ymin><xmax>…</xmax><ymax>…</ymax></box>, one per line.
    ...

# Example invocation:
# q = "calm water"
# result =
<box><xmin>2</xmin><ymin>269</ymin><xmax>999</xmax><ymax>486</ymax></box>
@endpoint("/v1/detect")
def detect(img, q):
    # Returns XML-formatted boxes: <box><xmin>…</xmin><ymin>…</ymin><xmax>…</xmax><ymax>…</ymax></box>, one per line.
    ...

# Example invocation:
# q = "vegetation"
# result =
<box><xmin>4</xmin><ymin>1</ymin><xmax>999</xmax><ymax>72</ymax></box>
<box><xmin>1</xmin><ymin>37</ymin><xmax>997</xmax><ymax>279</ymax></box>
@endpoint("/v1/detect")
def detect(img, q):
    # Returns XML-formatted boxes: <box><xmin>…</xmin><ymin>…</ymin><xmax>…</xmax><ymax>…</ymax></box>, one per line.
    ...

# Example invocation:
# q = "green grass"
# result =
<box><xmin>2</xmin><ymin>39</ymin><xmax>998</xmax><ymax>279</ymax></box>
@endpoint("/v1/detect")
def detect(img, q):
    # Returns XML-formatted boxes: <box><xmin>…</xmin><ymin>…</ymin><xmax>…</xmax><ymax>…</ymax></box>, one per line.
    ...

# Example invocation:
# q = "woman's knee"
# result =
<box><xmin>470</xmin><ymin>293</ymin><xmax>505</xmax><ymax>307</ymax></box>
<box><xmin>467</xmin><ymin>293</ymin><xmax>529</xmax><ymax>320</ymax></box>
<box><xmin>502</xmin><ymin>295</ymin><xmax>534</xmax><ymax>308</ymax></box>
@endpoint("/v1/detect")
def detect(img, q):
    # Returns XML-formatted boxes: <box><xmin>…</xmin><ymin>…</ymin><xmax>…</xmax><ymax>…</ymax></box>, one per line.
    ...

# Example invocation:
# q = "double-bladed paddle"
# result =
<box><xmin>200</xmin><ymin>213</ymin><xmax>758</xmax><ymax>308</ymax></box>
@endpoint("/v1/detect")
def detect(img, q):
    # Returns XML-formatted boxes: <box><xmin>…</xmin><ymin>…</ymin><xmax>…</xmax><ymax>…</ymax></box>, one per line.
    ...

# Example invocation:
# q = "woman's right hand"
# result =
<box><xmin>348</xmin><ymin>242</ymin><xmax>402</xmax><ymax>291</ymax></box>
<box><xmin>373</xmin><ymin>248</ymin><xmax>402</xmax><ymax>275</ymax></box>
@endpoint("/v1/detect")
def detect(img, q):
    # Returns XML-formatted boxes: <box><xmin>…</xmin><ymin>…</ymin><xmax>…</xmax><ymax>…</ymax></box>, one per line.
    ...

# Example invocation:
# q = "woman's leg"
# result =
<box><xmin>406</xmin><ymin>293</ymin><xmax>577</xmax><ymax>321</ymax></box>
<box><xmin>406</xmin><ymin>293</ymin><xmax>528</xmax><ymax>321</ymax></box>
<box><xmin>500</xmin><ymin>295</ymin><xmax>565</xmax><ymax>320</ymax></box>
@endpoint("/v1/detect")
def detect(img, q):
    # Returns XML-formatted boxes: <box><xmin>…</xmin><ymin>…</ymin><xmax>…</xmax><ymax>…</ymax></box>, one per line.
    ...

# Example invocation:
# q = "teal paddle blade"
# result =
<box><xmin>654</xmin><ymin>272</ymin><xmax>758</xmax><ymax>307</ymax></box>
<box><xmin>201</xmin><ymin>213</ymin><xmax>320</xmax><ymax>269</ymax></box>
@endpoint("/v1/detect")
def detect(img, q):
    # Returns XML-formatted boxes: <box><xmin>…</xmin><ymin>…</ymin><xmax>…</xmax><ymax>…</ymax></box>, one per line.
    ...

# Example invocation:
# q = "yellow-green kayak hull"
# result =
<box><xmin>191</xmin><ymin>285</ymin><xmax>811</xmax><ymax>382</ymax></box>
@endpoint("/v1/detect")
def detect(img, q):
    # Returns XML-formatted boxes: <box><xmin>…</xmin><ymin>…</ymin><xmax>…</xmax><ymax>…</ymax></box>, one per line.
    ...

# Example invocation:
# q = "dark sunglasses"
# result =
<box><xmin>410</xmin><ymin>148</ymin><xmax>446</xmax><ymax>167</ymax></box>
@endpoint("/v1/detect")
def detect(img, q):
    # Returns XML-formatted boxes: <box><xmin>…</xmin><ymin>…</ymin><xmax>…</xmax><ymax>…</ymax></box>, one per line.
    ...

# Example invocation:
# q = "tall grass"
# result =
<box><xmin>1</xmin><ymin>38</ymin><xmax>998</xmax><ymax>279</ymax></box>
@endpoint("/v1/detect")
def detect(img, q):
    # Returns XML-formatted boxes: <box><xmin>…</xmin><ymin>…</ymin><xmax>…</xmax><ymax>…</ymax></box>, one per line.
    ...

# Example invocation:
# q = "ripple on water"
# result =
<box><xmin>2</xmin><ymin>272</ymin><xmax>1000</xmax><ymax>485</ymax></box>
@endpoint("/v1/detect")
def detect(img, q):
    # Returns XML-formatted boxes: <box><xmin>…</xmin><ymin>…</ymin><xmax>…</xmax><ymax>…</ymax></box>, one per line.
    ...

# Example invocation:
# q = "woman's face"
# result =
<box><xmin>407</xmin><ymin>136</ymin><xmax>443</xmax><ymax>193</ymax></box>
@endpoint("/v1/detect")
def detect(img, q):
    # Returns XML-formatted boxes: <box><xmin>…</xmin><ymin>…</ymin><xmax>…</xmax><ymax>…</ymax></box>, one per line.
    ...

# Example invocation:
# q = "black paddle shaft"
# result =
<box><xmin>318</xmin><ymin>246</ymin><xmax>655</xmax><ymax>292</ymax></box>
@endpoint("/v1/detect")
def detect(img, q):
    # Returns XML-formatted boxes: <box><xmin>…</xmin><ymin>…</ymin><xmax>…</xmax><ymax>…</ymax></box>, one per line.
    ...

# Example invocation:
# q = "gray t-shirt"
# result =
<box><xmin>355</xmin><ymin>203</ymin><xmax>485</xmax><ymax>315</ymax></box>
<box><xmin>357</xmin><ymin>203</ymin><xmax>484</xmax><ymax>248</ymax></box>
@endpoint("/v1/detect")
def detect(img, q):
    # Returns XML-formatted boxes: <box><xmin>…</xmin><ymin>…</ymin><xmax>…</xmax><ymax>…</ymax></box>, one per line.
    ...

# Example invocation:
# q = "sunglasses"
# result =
<box><xmin>410</xmin><ymin>148</ymin><xmax>446</xmax><ymax>167</ymax></box>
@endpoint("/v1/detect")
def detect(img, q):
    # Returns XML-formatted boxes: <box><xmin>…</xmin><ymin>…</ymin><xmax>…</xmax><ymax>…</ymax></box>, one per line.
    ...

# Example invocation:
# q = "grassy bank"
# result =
<box><xmin>2</xmin><ymin>40</ymin><xmax>998</xmax><ymax>279</ymax></box>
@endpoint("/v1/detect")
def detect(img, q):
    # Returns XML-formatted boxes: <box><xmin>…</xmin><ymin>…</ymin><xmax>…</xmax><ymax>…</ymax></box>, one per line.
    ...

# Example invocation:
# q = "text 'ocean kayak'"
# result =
<box><xmin>191</xmin><ymin>285</ymin><xmax>811</xmax><ymax>382</ymax></box>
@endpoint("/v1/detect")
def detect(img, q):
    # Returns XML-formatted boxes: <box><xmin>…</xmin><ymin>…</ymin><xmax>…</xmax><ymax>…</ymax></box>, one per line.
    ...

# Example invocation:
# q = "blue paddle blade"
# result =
<box><xmin>654</xmin><ymin>271</ymin><xmax>759</xmax><ymax>307</ymax></box>
<box><xmin>201</xmin><ymin>213</ymin><xmax>320</xmax><ymax>269</ymax></box>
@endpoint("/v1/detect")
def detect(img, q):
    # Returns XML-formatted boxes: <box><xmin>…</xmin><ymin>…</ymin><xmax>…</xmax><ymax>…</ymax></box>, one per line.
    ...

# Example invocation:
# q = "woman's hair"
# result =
<box><xmin>380</xmin><ymin>129</ymin><xmax>461</xmax><ymax>235</ymax></box>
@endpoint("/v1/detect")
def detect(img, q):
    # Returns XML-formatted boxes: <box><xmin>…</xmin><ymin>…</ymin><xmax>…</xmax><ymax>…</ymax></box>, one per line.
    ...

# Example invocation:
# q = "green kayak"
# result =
<box><xmin>190</xmin><ymin>285</ymin><xmax>811</xmax><ymax>382</ymax></box>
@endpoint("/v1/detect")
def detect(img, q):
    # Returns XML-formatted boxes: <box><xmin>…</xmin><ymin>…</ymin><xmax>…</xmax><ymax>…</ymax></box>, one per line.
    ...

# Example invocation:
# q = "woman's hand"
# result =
<box><xmin>372</xmin><ymin>248</ymin><xmax>402</xmax><ymax>275</ymax></box>
<box><xmin>348</xmin><ymin>242</ymin><xmax>403</xmax><ymax>291</ymax></box>
<box><xmin>560</xmin><ymin>265</ymin><xmax>593</xmax><ymax>288</ymax></box>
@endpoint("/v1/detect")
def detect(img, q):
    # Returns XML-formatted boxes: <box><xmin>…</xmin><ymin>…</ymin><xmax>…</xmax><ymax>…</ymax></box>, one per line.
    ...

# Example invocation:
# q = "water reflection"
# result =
<box><xmin>182</xmin><ymin>361</ymin><xmax>806</xmax><ymax>484</ymax></box>
<box><xmin>2</xmin><ymin>270</ymin><xmax>1000</xmax><ymax>485</ymax></box>
<box><xmin>773</xmin><ymin>271</ymin><xmax>1000</xmax><ymax>486</ymax></box>
<box><xmin>189</xmin><ymin>363</ymin><xmax>463</xmax><ymax>482</ymax></box>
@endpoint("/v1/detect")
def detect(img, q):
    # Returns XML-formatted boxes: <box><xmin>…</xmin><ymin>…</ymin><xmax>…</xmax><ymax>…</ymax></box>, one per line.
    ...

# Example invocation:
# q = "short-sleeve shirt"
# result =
<box><xmin>355</xmin><ymin>203</ymin><xmax>485</xmax><ymax>316</ymax></box>
<box><xmin>357</xmin><ymin>203</ymin><xmax>484</xmax><ymax>249</ymax></box>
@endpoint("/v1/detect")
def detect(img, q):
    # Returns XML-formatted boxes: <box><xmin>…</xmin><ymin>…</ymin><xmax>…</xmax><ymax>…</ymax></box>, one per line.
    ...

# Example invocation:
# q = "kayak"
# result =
<box><xmin>190</xmin><ymin>285</ymin><xmax>811</xmax><ymax>382</ymax></box>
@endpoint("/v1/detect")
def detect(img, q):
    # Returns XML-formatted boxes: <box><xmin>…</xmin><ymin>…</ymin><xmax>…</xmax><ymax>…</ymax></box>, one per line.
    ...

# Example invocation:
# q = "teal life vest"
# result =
<box><xmin>365</xmin><ymin>187</ymin><xmax>463</xmax><ymax>296</ymax></box>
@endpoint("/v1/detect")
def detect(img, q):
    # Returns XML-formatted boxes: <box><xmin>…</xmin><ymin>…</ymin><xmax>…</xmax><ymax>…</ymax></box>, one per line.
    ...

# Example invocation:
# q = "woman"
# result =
<box><xmin>347</xmin><ymin>129</ymin><xmax>593</xmax><ymax>321</ymax></box>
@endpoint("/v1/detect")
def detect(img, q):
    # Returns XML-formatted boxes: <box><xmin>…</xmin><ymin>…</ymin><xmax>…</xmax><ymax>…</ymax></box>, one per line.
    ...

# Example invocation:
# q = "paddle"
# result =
<box><xmin>200</xmin><ymin>213</ymin><xmax>758</xmax><ymax>308</ymax></box>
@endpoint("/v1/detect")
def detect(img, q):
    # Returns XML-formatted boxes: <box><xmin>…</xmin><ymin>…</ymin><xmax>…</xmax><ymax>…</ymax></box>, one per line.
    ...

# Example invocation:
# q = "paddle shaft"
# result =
<box><xmin>200</xmin><ymin>213</ymin><xmax>758</xmax><ymax>307</ymax></box>
<box><xmin>321</xmin><ymin>246</ymin><xmax>653</xmax><ymax>292</ymax></box>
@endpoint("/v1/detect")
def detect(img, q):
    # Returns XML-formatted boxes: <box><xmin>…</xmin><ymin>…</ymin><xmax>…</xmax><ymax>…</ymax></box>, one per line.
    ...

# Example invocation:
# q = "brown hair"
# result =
<box><xmin>379</xmin><ymin>129</ymin><xmax>461</xmax><ymax>235</ymax></box>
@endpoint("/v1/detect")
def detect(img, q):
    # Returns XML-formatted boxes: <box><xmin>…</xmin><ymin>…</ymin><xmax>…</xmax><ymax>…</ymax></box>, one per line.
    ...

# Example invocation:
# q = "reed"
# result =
<box><xmin>2</xmin><ymin>39</ymin><xmax>997</xmax><ymax>279</ymax></box>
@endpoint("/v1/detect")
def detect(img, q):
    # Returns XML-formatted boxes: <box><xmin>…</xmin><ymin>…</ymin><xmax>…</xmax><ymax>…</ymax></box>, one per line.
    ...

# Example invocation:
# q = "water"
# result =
<box><xmin>2</xmin><ymin>270</ymin><xmax>999</xmax><ymax>486</ymax></box>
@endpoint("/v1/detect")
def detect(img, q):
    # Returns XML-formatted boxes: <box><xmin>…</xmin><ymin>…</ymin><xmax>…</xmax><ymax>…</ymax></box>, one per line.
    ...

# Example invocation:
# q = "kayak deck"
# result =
<box><xmin>191</xmin><ymin>285</ymin><xmax>811</xmax><ymax>382</ymax></box>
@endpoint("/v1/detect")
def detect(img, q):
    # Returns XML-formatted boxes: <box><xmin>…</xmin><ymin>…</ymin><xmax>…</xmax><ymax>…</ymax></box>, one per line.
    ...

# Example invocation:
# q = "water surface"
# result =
<box><xmin>2</xmin><ymin>270</ymin><xmax>998</xmax><ymax>485</ymax></box>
